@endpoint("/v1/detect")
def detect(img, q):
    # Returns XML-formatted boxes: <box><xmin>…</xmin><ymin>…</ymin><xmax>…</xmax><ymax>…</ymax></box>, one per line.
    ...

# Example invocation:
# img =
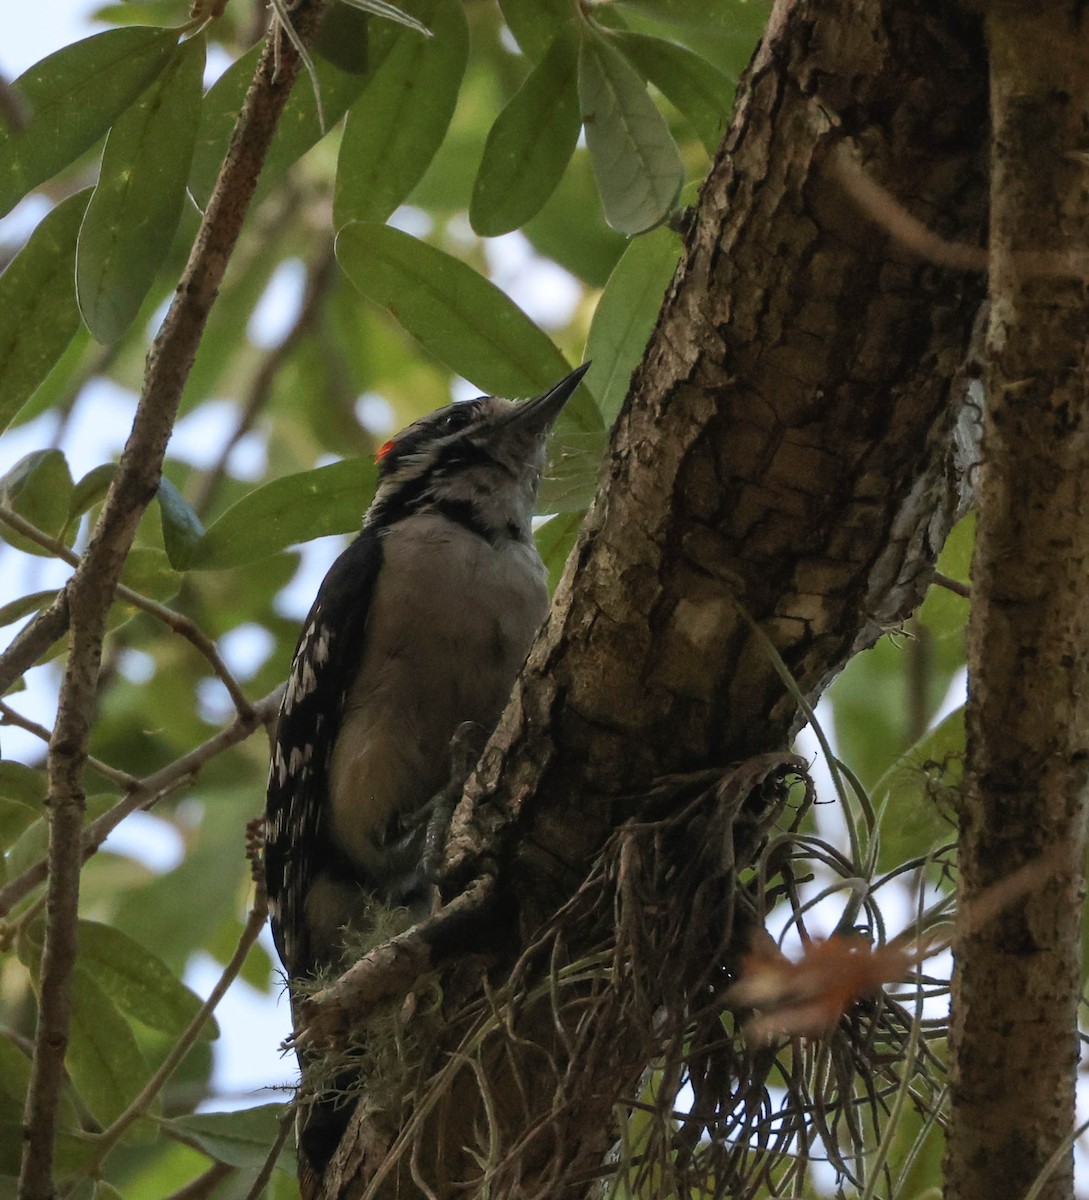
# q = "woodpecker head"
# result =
<box><xmin>366</xmin><ymin>363</ymin><xmax>590</xmax><ymax>539</ymax></box>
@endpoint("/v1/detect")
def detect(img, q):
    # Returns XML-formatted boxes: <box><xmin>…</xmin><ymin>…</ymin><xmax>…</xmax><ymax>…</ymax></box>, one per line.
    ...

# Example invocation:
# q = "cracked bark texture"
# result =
<box><xmin>947</xmin><ymin>5</ymin><xmax>1089</xmax><ymax>1200</ymax></box>
<box><xmin>323</xmin><ymin>0</ymin><xmax>990</xmax><ymax>1194</ymax></box>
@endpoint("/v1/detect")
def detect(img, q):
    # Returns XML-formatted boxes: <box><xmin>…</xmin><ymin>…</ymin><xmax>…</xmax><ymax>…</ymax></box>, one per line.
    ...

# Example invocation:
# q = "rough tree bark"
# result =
<box><xmin>315</xmin><ymin>0</ymin><xmax>992</xmax><ymax>1194</ymax></box>
<box><xmin>948</xmin><ymin>5</ymin><xmax>1089</xmax><ymax>1200</ymax></box>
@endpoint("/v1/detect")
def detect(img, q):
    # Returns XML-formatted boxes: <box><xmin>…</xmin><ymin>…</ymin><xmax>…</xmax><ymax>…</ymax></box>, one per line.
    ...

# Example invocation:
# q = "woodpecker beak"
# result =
<box><xmin>504</xmin><ymin>362</ymin><xmax>591</xmax><ymax>434</ymax></box>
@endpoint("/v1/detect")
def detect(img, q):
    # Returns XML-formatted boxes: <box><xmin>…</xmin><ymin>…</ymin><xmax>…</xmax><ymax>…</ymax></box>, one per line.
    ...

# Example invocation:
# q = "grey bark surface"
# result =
<box><xmin>320</xmin><ymin>0</ymin><xmax>991</xmax><ymax>1193</ymax></box>
<box><xmin>947</xmin><ymin>5</ymin><xmax>1089</xmax><ymax>1199</ymax></box>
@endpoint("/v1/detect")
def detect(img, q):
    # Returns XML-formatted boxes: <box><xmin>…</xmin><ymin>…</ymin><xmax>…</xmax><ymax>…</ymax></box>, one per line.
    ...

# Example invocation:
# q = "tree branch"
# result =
<box><xmin>0</xmin><ymin>592</ymin><xmax>69</xmax><ymax>697</ymax></box>
<box><xmin>65</xmin><ymin>828</ymin><xmax>269</xmax><ymax>1192</ymax></box>
<box><xmin>0</xmin><ymin>687</ymin><xmax>281</xmax><ymax>919</ymax></box>
<box><xmin>18</xmin><ymin>7</ymin><xmax>327</xmax><ymax>1194</ymax></box>
<box><xmin>0</xmin><ymin>700</ymin><xmax>137</xmax><ymax>789</ymax></box>
<box><xmin>0</xmin><ymin>504</ymin><xmax>254</xmax><ymax>720</ymax></box>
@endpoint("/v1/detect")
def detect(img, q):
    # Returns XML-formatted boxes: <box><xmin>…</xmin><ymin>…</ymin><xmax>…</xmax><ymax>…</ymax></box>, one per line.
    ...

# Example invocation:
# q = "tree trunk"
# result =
<box><xmin>316</xmin><ymin>0</ymin><xmax>992</xmax><ymax>1193</ymax></box>
<box><xmin>947</xmin><ymin>5</ymin><xmax>1089</xmax><ymax>1199</ymax></box>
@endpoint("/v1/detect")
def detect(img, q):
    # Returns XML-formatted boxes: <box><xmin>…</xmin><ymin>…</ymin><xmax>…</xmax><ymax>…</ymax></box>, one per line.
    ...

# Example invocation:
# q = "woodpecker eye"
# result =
<box><xmin>441</xmin><ymin>403</ymin><xmax>476</xmax><ymax>433</ymax></box>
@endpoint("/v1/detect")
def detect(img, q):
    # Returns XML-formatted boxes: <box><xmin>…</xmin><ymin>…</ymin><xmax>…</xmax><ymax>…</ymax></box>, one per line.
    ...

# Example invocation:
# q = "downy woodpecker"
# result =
<box><xmin>263</xmin><ymin>363</ymin><xmax>588</xmax><ymax>1186</ymax></box>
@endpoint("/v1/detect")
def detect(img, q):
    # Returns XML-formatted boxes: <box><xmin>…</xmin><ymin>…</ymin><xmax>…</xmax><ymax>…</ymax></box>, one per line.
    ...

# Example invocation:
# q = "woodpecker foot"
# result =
<box><xmin>421</xmin><ymin>721</ymin><xmax>485</xmax><ymax>885</ymax></box>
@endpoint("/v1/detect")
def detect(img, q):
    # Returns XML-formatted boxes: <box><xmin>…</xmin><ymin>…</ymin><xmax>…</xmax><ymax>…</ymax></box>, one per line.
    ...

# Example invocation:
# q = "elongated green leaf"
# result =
<box><xmin>0</xmin><ymin>797</ymin><xmax>41</xmax><ymax>851</ymax></box>
<box><xmin>0</xmin><ymin>761</ymin><xmax>45</xmax><ymax>807</ymax></box>
<box><xmin>193</xmin><ymin>458</ymin><xmax>377</xmax><ymax>569</ymax></box>
<box><xmin>497</xmin><ymin>0</ymin><xmax>571</xmax><ymax>59</ymax></box>
<box><xmin>119</xmin><ymin>546</ymin><xmax>183</xmax><ymax>602</ymax></box>
<box><xmin>615</xmin><ymin>31</ymin><xmax>731</xmax><ymax>154</ymax></box>
<box><xmin>535</xmin><ymin>510</ymin><xmax>584</xmax><ymax>591</ymax></box>
<box><xmin>336</xmin><ymin>222</ymin><xmax>600</xmax><ymax>431</ymax></box>
<box><xmin>0</xmin><ymin>449</ymin><xmax>75</xmax><ymax>556</ymax></box>
<box><xmin>157</xmin><ymin>476</ymin><xmax>206</xmax><ymax>571</ymax></box>
<box><xmin>0</xmin><ymin>191</ymin><xmax>90</xmax><ymax>435</ymax></box>
<box><xmin>334</xmin><ymin>0</ymin><xmax>467</xmax><ymax>228</ymax></box>
<box><xmin>338</xmin><ymin>0</ymin><xmax>432</xmax><ymax>36</ymax></box>
<box><xmin>524</xmin><ymin>148</ymin><xmax>627</xmax><ymax>286</ymax></box>
<box><xmin>538</xmin><ymin>428</ymin><xmax>605</xmax><ymax>513</ymax></box>
<box><xmin>77</xmin><ymin>35</ymin><xmax>205</xmax><ymax>344</ymax></box>
<box><xmin>111</xmin><ymin>789</ymin><xmax>253</xmax><ymax>970</ymax></box>
<box><xmin>470</xmin><ymin>28</ymin><xmax>580</xmax><ymax>237</ymax></box>
<box><xmin>313</xmin><ymin>2</ymin><xmax>370</xmax><ymax>74</ymax></box>
<box><xmin>68</xmin><ymin>463</ymin><xmax>118</xmax><ymax>523</ymax></box>
<box><xmin>190</xmin><ymin>45</ymin><xmax>367</xmax><ymax>211</ymax></box>
<box><xmin>578</xmin><ymin>32</ymin><xmax>684</xmax><ymax>234</ymax></box>
<box><xmin>0</xmin><ymin>589</ymin><xmax>57</xmax><ymax>630</ymax></box>
<box><xmin>585</xmin><ymin>225</ymin><xmax>680</xmax><ymax>424</ymax></box>
<box><xmin>78</xmin><ymin>919</ymin><xmax>216</xmax><ymax>1040</ymax></box>
<box><xmin>0</xmin><ymin>27</ymin><xmax>179</xmax><ymax>217</ymax></box>
<box><xmin>68</xmin><ymin>967</ymin><xmax>151</xmax><ymax>1126</ymax></box>
<box><xmin>872</xmin><ymin>707</ymin><xmax>963</xmax><ymax>871</ymax></box>
<box><xmin>166</xmin><ymin>1105</ymin><xmax>293</xmax><ymax>1171</ymax></box>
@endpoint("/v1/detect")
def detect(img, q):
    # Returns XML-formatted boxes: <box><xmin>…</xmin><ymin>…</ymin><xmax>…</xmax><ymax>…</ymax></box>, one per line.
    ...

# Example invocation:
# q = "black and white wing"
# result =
<box><xmin>264</xmin><ymin>533</ymin><xmax>382</xmax><ymax>979</ymax></box>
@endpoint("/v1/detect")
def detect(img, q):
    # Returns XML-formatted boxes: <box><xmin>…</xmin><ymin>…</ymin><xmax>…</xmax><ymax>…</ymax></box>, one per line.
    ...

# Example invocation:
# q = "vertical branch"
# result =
<box><xmin>947</xmin><ymin>5</ymin><xmax>1089</xmax><ymax>1199</ymax></box>
<box><xmin>16</xmin><ymin>7</ymin><xmax>328</xmax><ymax>1198</ymax></box>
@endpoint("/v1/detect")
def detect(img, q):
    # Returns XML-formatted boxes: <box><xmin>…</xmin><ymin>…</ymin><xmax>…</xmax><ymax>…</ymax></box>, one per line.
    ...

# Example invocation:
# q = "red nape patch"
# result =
<box><xmin>375</xmin><ymin>439</ymin><xmax>395</xmax><ymax>462</ymax></box>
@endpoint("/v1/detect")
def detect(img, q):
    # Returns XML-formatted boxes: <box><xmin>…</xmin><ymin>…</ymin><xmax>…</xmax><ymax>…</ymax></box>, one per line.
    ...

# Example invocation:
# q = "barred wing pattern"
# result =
<box><xmin>264</xmin><ymin>534</ymin><xmax>381</xmax><ymax>979</ymax></box>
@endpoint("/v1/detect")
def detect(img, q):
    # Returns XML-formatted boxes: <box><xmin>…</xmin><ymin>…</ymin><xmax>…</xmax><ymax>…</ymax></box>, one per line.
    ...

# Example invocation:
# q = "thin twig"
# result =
<box><xmin>17</xmin><ymin>10</ymin><xmax>327</xmax><ymax>1182</ymax></box>
<box><xmin>0</xmin><ymin>505</ymin><xmax>254</xmax><ymax>720</ymax></box>
<box><xmin>826</xmin><ymin>141</ymin><xmax>987</xmax><ymax>272</ymax></box>
<box><xmin>162</xmin><ymin>1162</ymin><xmax>237</xmax><ymax>1200</ymax></box>
<box><xmin>0</xmin><ymin>700</ymin><xmax>138</xmax><ymax>789</ymax></box>
<box><xmin>933</xmin><ymin>571</ymin><xmax>970</xmax><ymax>599</ymax></box>
<box><xmin>0</xmin><ymin>687</ymin><xmax>281</xmax><ymax>919</ymax></box>
<box><xmin>240</xmin><ymin>1103</ymin><xmax>296</xmax><ymax>1200</ymax></box>
<box><xmin>63</xmin><ymin>848</ymin><xmax>270</xmax><ymax>1192</ymax></box>
<box><xmin>0</xmin><ymin>591</ymin><xmax>68</xmax><ymax>697</ymax></box>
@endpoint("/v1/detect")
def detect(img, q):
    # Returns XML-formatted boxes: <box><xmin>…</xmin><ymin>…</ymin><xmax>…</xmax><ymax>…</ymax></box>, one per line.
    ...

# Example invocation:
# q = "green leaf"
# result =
<box><xmin>157</xmin><ymin>476</ymin><xmax>206</xmax><ymax>571</ymax></box>
<box><xmin>0</xmin><ymin>761</ymin><xmax>45</xmax><ymax>807</ymax></box>
<box><xmin>338</xmin><ymin>0</ymin><xmax>432</xmax><ymax>36</ymax></box>
<box><xmin>578</xmin><ymin>32</ymin><xmax>684</xmax><ymax>234</ymax></box>
<box><xmin>77</xmin><ymin>35</ymin><xmax>206</xmax><ymax>344</ymax></box>
<box><xmin>0</xmin><ymin>26</ymin><xmax>179</xmax><ymax>217</ymax></box>
<box><xmin>193</xmin><ymin>458</ymin><xmax>377</xmax><ymax>569</ymax></box>
<box><xmin>872</xmin><ymin>707</ymin><xmax>962</xmax><ymax>870</ymax></box>
<box><xmin>523</xmin><ymin>148</ymin><xmax>627</xmax><ymax>286</ymax></box>
<box><xmin>111</xmin><ymin>788</ymin><xmax>253</xmax><ymax>970</ymax></box>
<box><xmin>470</xmin><ymin>27</ymin><xmax>581</xmax><ymax>237</ymax></box>
<box><xmin>0</xmin><ymin>590</ymin><xmax>57</xmax><ymax>630</ymax></box>
<box><xmin>313</xmin><ymin>2</ymin><xmax>370</xmax><ymax>74</ymax></box>
<box><xmin>614</xmin><ymin>31</ymin><xmax>731</xmax><ymax>154</ymax></box>
<box><xmin>0</xmin><ymin>797</ymin><xmax>41</xmax><ymax>852</ymax></box>
<box><xmin>68</xmin><ymin>463</ymin><xmax>118</xmax><ymax>523</ymax></box>
<box><xmin>0</xmin><ymin>191</ymin><xmax>90</xmax><ymax>436</ymax></box>
<box><xmin>497</xmin><ymin>0</ymin><xmax>572</xmax><ymax>59</ymax></box>
<box><xmin>535</xmin><ymin>510</ymin><xmax>583</xmax><ymax>591</ymax></box>
<box><xmin>585</xmin><ymin>225</ymin><xmax>680</xmax><ymax>424</ymax></box>
<box><xmin>336</xmin><ymin>222</ymin><xmax>600</xmax><ymax>431</ymax></box>
<box><xmin>165</xmin><ymin>1105</ymin><xmax>293</xmax><ymax>1171</ymax></box>
<box><xmin>334</xmin><ymin>0</ymin><xmax>467</xmax><ymax>228</ymax></box>
<box><xmin>0</xmin><ymin>449</ymin><xmax>75</xmax><ymax>556</ymax></box>
<box><xmin>538</xmin><ymin>428</ymin><xmax>606</xmax><ymax>513</ymax></box>
<box><xmin>190</xmin><ymin>44</ymin><xmax>367</xmax><ymax>212</ymax></box>
<box><xmin>78</xmin><ymin>919</ymin><xmax>217</xmax><ymax>1040</ymax></box>
<box><xmin>119</xmin><ymin>546</ymin><xmax>183</xmax><ymax>602</ymax></box>
<box><xmin>67</xmin><ymin>967</ymin><xmax>151</xmax><ymax>1126</ymax></box>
